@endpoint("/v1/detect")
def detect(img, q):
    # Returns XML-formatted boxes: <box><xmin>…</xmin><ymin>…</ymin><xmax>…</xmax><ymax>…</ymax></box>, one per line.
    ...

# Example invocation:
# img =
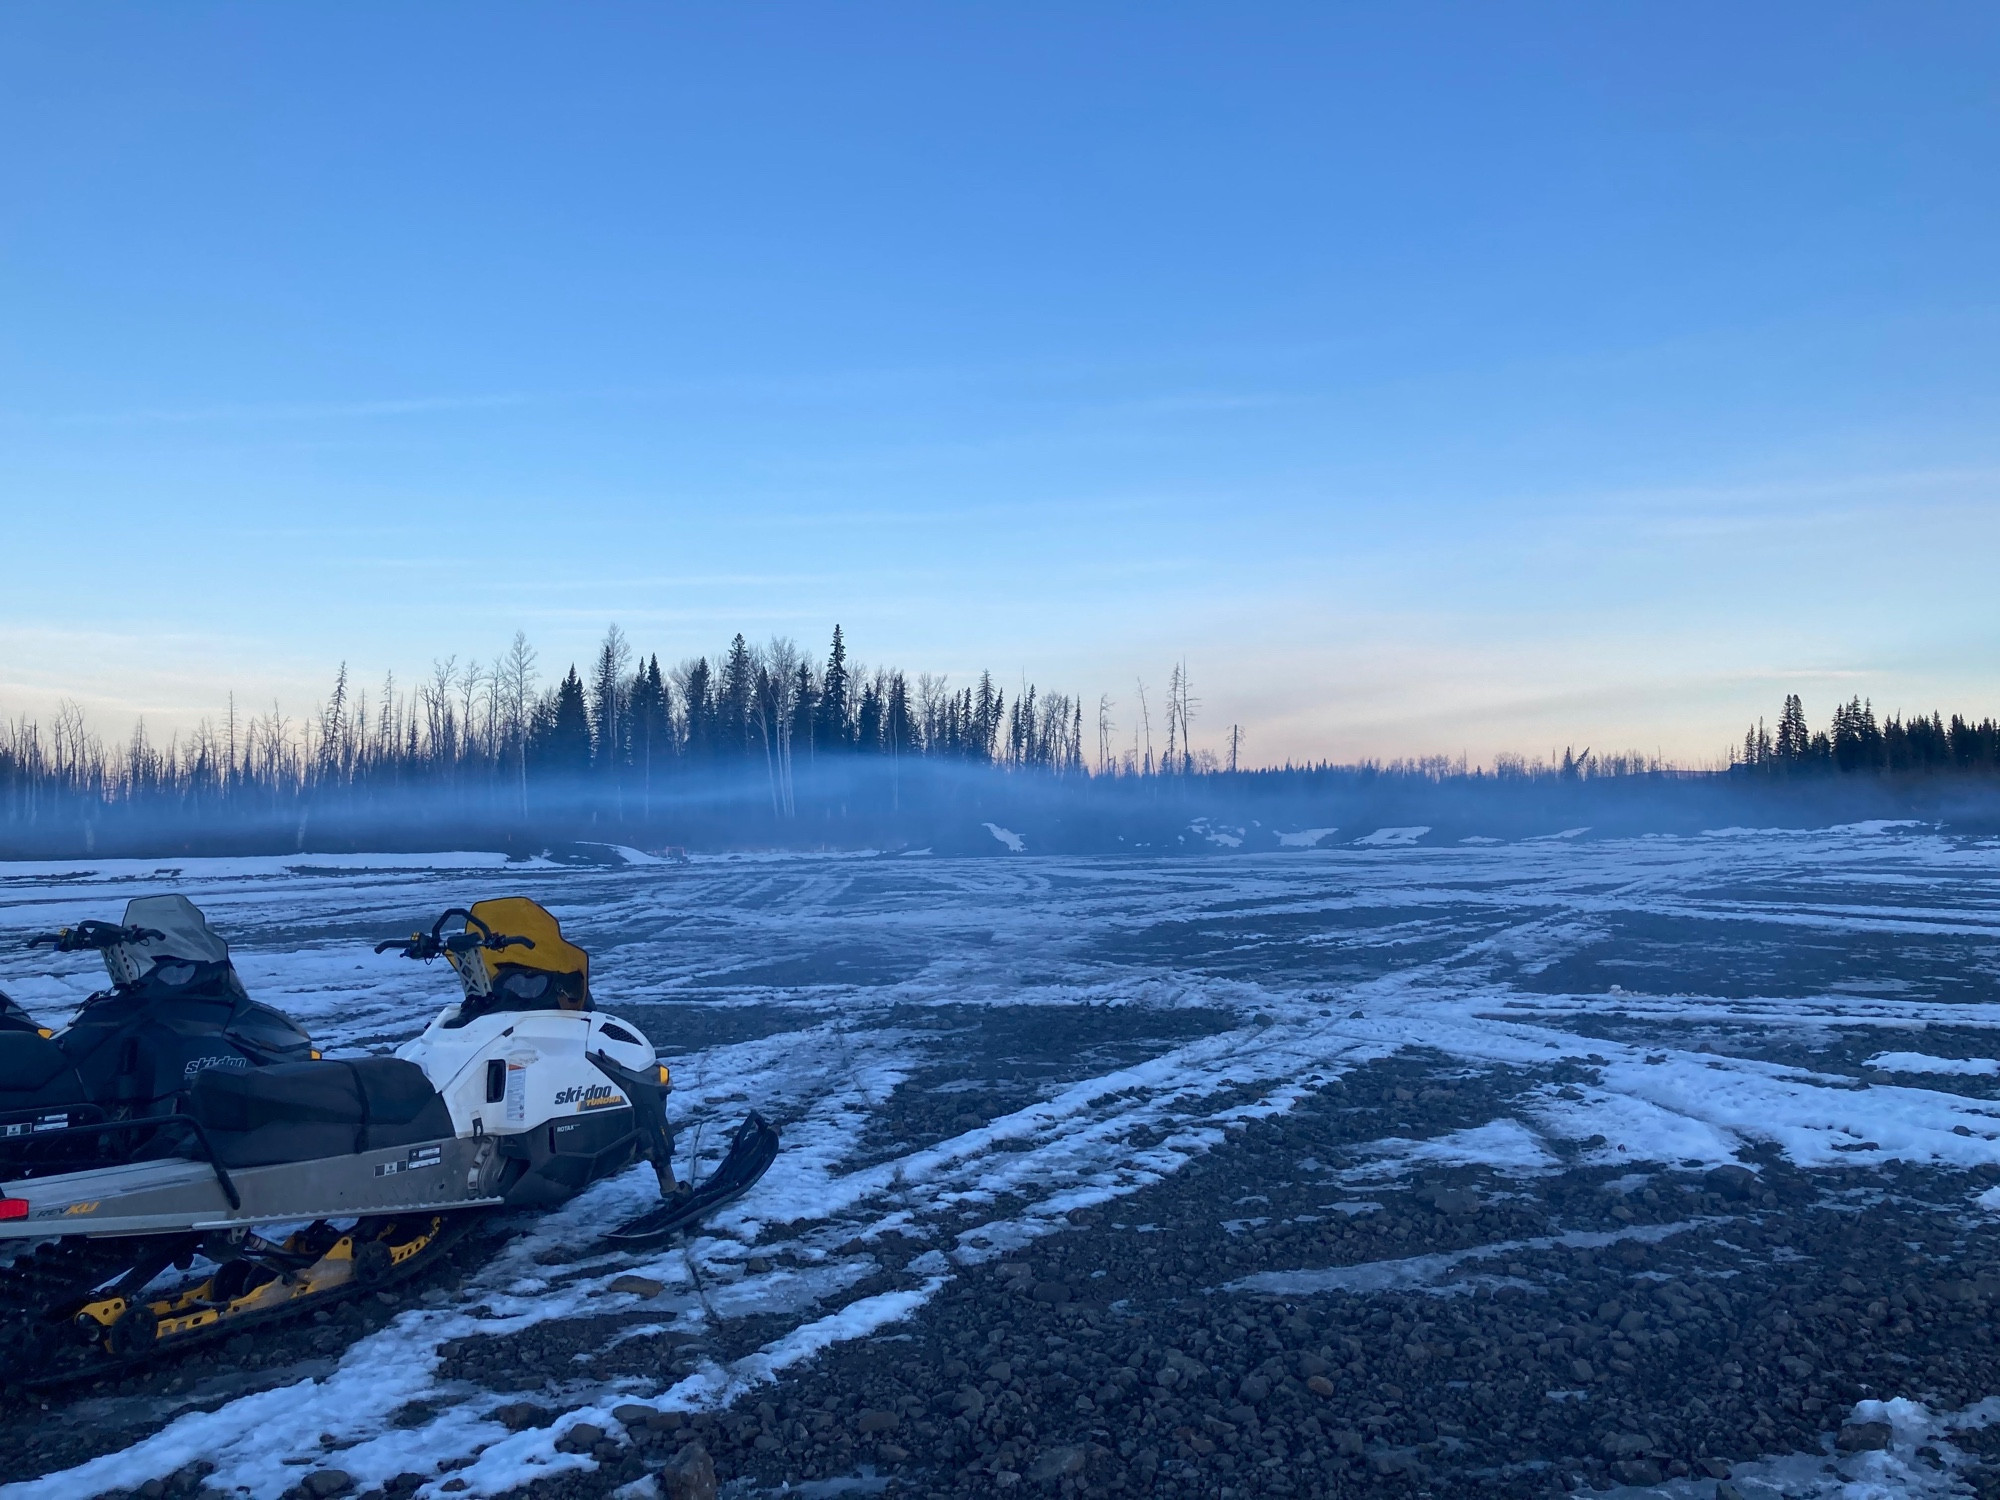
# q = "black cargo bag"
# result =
<box><xmin>186</xmin><ymin>1057</ymin><xmax>454</xmax><ymax>1168</ymax></box>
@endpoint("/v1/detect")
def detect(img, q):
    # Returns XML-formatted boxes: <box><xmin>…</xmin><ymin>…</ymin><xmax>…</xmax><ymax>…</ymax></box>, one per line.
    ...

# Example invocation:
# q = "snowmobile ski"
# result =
<box><xmin>604</xmin><ymin>1110</ymin><xmax>780</xmax><ymax>1248</ymax></box>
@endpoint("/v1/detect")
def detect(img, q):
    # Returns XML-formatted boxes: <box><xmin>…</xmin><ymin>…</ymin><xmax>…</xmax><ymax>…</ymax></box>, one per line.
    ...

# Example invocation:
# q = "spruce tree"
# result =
<box><xmin>719</xmin><ymin>633</ymin><xmax>755</xmax><ymax>761</ymax></box>
<box><xmin>549</xmin><ymin>667</ymin><xmax>592</xmax><ymax>775</ymax></box>
<box><xmin>817</xmin><ymin>626</ymin><xmax>850</xmax><ymax>752</ymax></box>
<box><xmin>683</xmin><ymin>658</ymin><xmax>713</xmax><ymax>763</ymax></box>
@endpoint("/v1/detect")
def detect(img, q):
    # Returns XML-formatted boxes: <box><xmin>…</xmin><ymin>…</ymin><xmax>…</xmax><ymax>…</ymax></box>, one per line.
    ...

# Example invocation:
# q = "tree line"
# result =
<box><xmin>1735</xmin><ymin>694</ymin><xmax>2000</xmax><ymax>775</ymax></box>
<box><xmin>0</xmin><ymin>624</ymin><xmax>1108</xmax><ymax>839</ymax></box>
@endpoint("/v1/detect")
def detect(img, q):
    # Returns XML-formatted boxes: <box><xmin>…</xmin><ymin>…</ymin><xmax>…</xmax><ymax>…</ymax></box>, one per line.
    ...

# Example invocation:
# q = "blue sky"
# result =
<box><xmin>2</xmin><ymin>4</ymin><xmax>1996</xmax><ymax>765</ymax></box>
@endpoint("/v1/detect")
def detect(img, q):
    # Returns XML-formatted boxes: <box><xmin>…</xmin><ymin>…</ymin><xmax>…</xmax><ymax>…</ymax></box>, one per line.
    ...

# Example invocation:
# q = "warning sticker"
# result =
<box><xmin>375</xmin><ymin>1144</ymin><xmax>444</xmax><ymax>1178</ymax></box>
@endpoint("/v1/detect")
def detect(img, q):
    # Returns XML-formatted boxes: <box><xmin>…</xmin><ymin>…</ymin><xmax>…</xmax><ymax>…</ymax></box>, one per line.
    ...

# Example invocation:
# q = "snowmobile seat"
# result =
<box><xmin>184</xmin><ymin>1057</ymin><xmax>454</xmax><ymax>1169</ymax></box>
<box><xmin>445</xmin><ymin>897</ymin><xmax>592</xmax><ymax>1028</ymax></box>
<box><xmin>0</xmin><ymin>1031</ymin><xmax>84</xmax><ymax>1109</ymax></box>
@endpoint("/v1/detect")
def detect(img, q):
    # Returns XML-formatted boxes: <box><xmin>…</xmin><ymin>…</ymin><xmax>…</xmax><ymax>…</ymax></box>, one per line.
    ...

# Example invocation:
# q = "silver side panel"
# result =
<box><xmin>0</xmin><ymin>1137</ymin><xmax>504</xmax><ymax>1239</ymax></box>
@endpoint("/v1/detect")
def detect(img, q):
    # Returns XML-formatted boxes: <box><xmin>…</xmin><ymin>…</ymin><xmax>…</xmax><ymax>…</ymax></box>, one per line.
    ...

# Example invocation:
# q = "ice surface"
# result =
<box><xmin>5</xmin><ymin>826</ymin><xmax>2000</xmax><ymax>1492</ymax></box>
<box><xmin>982</xmin><ymin>823</ymin><xmax>1024</xmax><ymax>852</ymax></box>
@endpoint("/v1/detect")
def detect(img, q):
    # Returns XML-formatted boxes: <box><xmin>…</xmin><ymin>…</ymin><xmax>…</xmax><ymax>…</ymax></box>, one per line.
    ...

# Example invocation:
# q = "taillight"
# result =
<box><xmin>0</xmin><ymin>1198</ymin><xmax>28</xmax><ymax>1220</ymax></box>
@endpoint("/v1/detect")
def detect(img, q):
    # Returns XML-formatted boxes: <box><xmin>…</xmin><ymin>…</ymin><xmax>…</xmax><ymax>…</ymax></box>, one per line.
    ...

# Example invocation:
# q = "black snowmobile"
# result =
<box><xmin>0</xmin><ymin>898</ymin><xmax>776</xmax><ymax>1387</ymax></box>
<box><xmin>0</xmin><ymin>896</ymin><xmax>316</xmax><ymax>1171</ymax></box>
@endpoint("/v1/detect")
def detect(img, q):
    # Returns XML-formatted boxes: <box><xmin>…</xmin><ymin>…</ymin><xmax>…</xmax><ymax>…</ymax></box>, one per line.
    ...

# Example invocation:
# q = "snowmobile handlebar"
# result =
<box><xmin>374</xmin><ymin>907</ymin><xmax>535</xmax><ymax>962</ymax></box>
<box><xmin>24</xmin><ymin>921</ymin><xmax>167</xmax><ymax>953</ymax></box>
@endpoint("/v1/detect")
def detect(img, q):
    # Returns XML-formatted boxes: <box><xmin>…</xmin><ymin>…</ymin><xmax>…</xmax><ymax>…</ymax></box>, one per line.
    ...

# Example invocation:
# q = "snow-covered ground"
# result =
<box><xmin>3</xmin><ymin>825</ymin><xmax>1999</xmax><ymax>1496</ymax></box>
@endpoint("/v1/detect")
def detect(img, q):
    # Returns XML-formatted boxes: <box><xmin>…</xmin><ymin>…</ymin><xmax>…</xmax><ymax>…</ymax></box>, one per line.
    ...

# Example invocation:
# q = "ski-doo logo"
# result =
<box><xmin>554</xmin><ymin>1083</ymin><xmax>624</xmax><ymax>1111</ymax></box>
<box><xmin>182</xmin><ymin>1054</ymin><xmax>248</xmax><ymax>1078</ymax></box>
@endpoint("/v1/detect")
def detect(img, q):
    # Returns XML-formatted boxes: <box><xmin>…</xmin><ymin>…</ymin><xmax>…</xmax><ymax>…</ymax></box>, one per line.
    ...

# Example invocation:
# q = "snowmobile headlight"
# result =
<box><xmin>0</xmin><ymin>1197</ymin><xmax>27</xmax><ymax>1220</ymax></box>
<box><xmin>656</xmin><ymin>1064</ymin><xmax>671</xmax><ymax>1089</ymax></box>
<box><xmin>309</xmin><ymin>1050</ymin><xmax>322</xmax><ymax>1060</ymax></box>
<box><xmin>35</xmin><ymin>1029</ymin><xmax>51</xmax><ymax>1040</ymax></box>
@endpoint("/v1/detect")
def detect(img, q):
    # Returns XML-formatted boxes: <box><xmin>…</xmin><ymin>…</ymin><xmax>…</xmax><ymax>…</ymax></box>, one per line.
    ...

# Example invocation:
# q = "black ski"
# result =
<box><xmin>605</xmin><ymin>1112</ymin><xmax>779</xmax><ymax>1248</ymax></box>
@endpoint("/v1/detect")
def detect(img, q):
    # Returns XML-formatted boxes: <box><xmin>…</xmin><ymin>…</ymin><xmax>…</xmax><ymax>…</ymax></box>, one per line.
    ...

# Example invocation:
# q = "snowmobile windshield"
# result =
<box><xmin>0</xmin><ymin>990</ymin><xmax>40</xmax><ymax>1034</ymax></box>
<box><xmin>121</xmin><ymin>895</ymin><xmax>230</xmax><ymax>968</ymax></box>
<box><xmin>444</xmin><ymin>897</ymin><xmax>592</xmax><ymax>1027</ymax></box>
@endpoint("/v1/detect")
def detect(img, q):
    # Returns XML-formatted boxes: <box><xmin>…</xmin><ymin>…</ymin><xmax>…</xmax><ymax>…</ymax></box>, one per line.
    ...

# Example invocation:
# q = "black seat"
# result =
<box><xmin>0</xmin><ymin>1031</ymin><xmax>85</xmax><ymax>1112</ymax></box>
<box><xmin>185</xmin><ymin>1057</ymin><xmax>454</xmax><ymax>1169</ymax></box>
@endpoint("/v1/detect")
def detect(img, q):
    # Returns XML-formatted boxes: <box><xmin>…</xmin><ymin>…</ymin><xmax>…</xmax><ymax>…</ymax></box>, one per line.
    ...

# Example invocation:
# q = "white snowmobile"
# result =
<box><xmin>0</xmin><ymin>898</ymin><xmax>777</xmax><ymax>1385</ymax></box>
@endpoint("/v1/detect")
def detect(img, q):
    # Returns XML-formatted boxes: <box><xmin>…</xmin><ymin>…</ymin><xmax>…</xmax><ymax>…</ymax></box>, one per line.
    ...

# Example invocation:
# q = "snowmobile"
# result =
<box><xmin>0</xmin><ymin>898</ymin><xmax>778</xmax><ymax>1386</ymax></box>
<box><xmin>0</xmin><ymin>896</ymin><xmax>317</xmax><ymax>1173</ymax></box>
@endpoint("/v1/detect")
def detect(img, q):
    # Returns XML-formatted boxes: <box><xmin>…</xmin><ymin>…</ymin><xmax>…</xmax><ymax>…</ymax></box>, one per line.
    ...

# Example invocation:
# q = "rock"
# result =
<box><xmin>855</xmin><ymin>1409</ymin><xmax>900</xmax><ymax>1435</ymax></box>
<box><xmin>556</xmin><ymin>1422</ymin><xmax>606</xmax><ymax>1454</ymax></box>
<box><xmin>609</xmin><ymin>1274</ymin><xmax>664</xmax><ymax>1298</ymax></box>
<box><xmin>1838</xmin><ymin>1420</ymin><xmax>1893</xmax><ymax>1452</ymax></box>
<box><xmin>613</xmin><ymin>1403</ymin><xmax>657</xmax><ymax>1425</ymax></box>
<box><xmin>877</xmin><ymin>1442</ymin><xmax>909</xmax><ymax>1463</ymax></box>
<box><xmin>659</xmin><ymin>1443</ymin><xmax>716</xmax><ymax>1500</ymax></box>
<box><xmin>1306</xmin><ymin>1375</ymin><xmax>1335</xmax><ymax>1397</ymax></box>
<box><xmin>1699</xmin><ymin>1457</ymin><xmax>1733</xmax><ymax>1478</ymax></box>
<box><xmin>1717</xmin><ymin>1484</ymin><xmax>1746</xmax><ymax>1500</ymax></box>
<box><xmin>1332</xmin><ymin>1429</ymin><xmax>1365</xmax><ymax>1456</ymax></box>
<box><xmin>1612</xmin><ymin>1459</ymin><xmax>1664</xmax><ymax>1485</ymax></box>
<box><xmin>1570</xmin><ymin>1358</ymin><xmax>1595</xmax><ymax>1382</ymax></box>
<box><xmin>492</xmin><ymin>1403</ymin><xmax>555</xmax><ymax>1432</ymax></box>
<box><xmin>304</xmin><ymin>1474</ymin><xmax>354</xmax><ymax>1499</ymax></box>
<box><xmin>1028</xmin><ymin>1444</ymin><xmax>1087</xmax><ymax>1481</ymax></box>
<box><xmin>1423</xmin><ymin>1187</ymin><xmax>1480</xmax><ymax>1215</ymax></box>
<box><xmin>1238</xmin><ymin>1374</ymin><xmax>1271</xmax><ymax>1403</ymax></box>
<box><xmin>986</xmin><ymin>1361</ymin><xmax>1012</xmax><ymax>1382</ymax></box>
<box><xmin>1032</xmin><ymin>1281</ymin><xmax>1071</xmax><ymax>1305</ymax></box>
<box><xmin>1600</xmin><ymin>1432</ymin><xmax>1651</xmax><ymax>1458</ymax></box>
<box><xmin>1706</xmin><ymin>1165</ymin><xmax>1758</xmax><ymax>1199</ymax></box>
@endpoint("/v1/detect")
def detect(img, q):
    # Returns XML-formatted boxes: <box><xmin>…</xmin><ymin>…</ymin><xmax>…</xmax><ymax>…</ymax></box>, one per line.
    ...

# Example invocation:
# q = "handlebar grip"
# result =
<box><xmin>490</xmin><ymin>935</ymin><xmax>535</xmax><ymax>951</ymax></box>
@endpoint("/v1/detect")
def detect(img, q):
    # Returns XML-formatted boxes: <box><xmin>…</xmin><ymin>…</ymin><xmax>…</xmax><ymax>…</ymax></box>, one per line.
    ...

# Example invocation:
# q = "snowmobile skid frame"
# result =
<box><xmin>0</xmin><ymin>1210</ymin><xmax>476</xmax><ymax>1388</ymax></box>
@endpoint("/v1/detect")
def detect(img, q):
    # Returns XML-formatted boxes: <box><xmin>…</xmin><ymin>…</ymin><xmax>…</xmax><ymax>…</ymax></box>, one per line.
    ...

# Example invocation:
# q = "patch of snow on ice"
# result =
<box><xmin>1354</xmin><ymin>826</ymin><xmax>1430</xmax><ymax>847</ymax></box>
<box><xmin>1347</xmin><ymin>1119</ymin><xmax>1557</xmax><ymax>1179</ymax></box>
<box><xmin>1228</xmin><ymin>1219</ymin><xmax>1712</xmax><ymax>1297</ymax></box>
<box><xmin>982</xmin><ymin>823</ymin><xmax>1025</xmax><ymax>852</ymax></box>
<box><xmin>1867</xmin><ymin>1052</ymin><xmax>2000</xmax><ymax>1077</ymax></box>
<box><xmin>1276</xmin><ymin>827</ymin><xmax>1338</xmax><ymax>848</ymax></box>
